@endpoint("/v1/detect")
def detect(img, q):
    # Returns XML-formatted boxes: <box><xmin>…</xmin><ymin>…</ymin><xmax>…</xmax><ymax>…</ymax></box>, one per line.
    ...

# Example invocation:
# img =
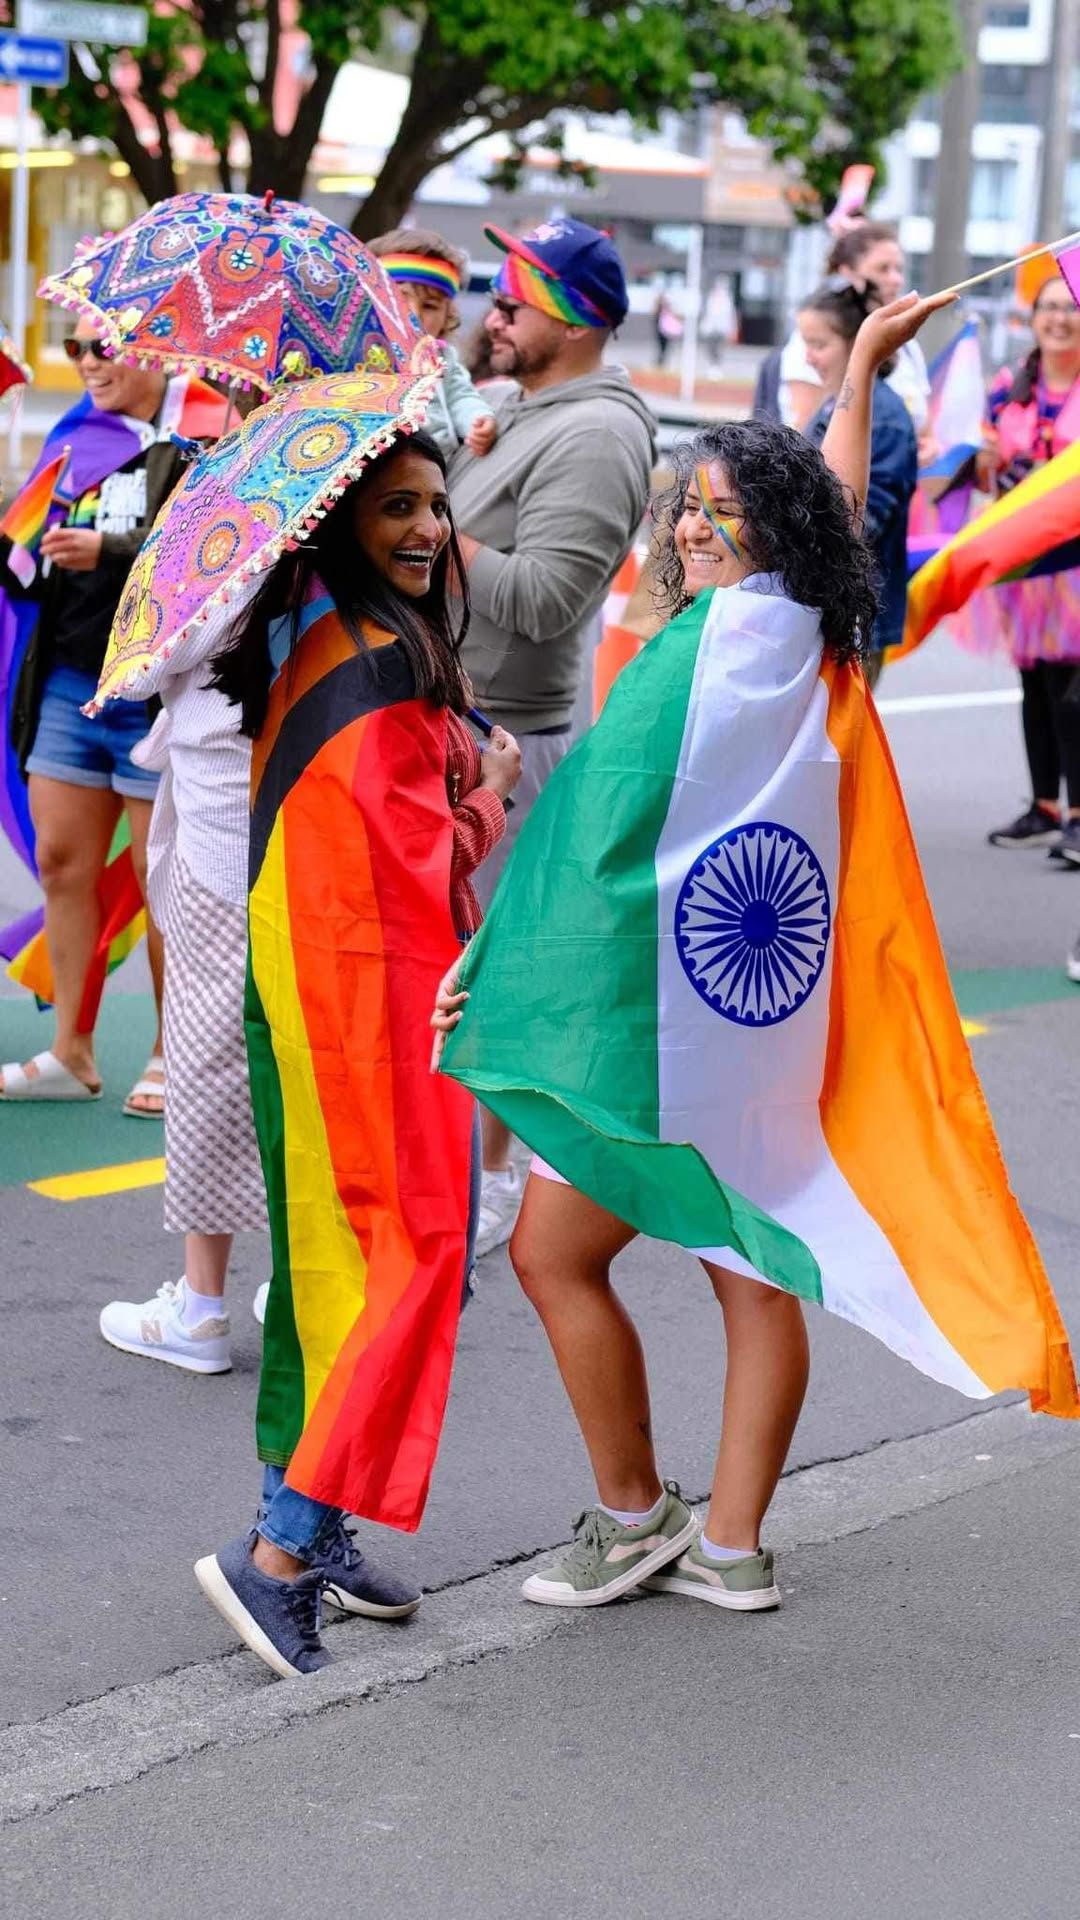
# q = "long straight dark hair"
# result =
<box><xmin>210</xmin><ymin>429</ymin><xmax>471</xmax><ymax>736</ymax></box>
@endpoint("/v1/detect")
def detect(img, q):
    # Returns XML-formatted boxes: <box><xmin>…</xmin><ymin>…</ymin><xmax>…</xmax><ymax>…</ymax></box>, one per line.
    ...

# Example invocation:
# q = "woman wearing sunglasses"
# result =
<box><xmin>2</xmin><ymin>318</ymin><xmax>194</xmax><ymax>1111</ymax></box>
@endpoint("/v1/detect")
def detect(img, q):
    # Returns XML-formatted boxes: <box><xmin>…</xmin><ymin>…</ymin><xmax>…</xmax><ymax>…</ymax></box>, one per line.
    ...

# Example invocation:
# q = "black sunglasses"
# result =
<box><xmin>490</xmin><ymin>296</ymin><xmax>524</xmax><ymax>322</ymax></box>
<box><xmin>62</xmin><ymin>336</ymin><xmax>111</xmax><ymax>362</ymax></box>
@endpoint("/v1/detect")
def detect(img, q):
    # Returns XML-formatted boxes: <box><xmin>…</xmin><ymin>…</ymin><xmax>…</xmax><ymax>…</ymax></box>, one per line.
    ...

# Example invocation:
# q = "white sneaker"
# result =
<box><xmin>252</xmin><ymin>1281</ymin><xmax>269</xmax><ymax>1325</ymax></box>
<box><xmin>1068</xmin><ymin>935</ymin><xmax>1080</xmax><ymax>983</ymax></box>
<box><xmin>475</xmin><ymin>1167</ymin><xmax>522</xmax><ymax>1258</ymax></box>
<box><xmin>99</xmin><ymin>1279</ymin><xmax>232</xmax><ymax>1374</ymax></box>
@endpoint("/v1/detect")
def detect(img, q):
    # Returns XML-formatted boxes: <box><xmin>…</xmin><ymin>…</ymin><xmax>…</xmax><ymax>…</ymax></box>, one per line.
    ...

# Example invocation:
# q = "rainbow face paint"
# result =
<box><xmin>694</xmin><ymin>464</ymin><xmax>745</xmax><ymax>561</ymax></box>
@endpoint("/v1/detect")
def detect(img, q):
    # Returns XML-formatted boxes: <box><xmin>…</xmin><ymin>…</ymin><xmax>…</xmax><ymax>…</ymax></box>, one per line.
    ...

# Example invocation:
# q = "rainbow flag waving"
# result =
<box><xmin>249</xmin><ymin>596</ymin><xmax>474</xmax><ymax>1529</ymax></box>
<box><xmin>443</xmin><ymin>581</ymin><xmax>1078</xmax><ymax>1417</ymax></box>
<box><xmin>897</xmin><ymin>434</ymin><xmax>1080</xmax><ymax>660</ymax></box>
<box><xmin>0</xmin><ymin>447</ymin><xmax>69</xmax><ymax>588</ymax></box>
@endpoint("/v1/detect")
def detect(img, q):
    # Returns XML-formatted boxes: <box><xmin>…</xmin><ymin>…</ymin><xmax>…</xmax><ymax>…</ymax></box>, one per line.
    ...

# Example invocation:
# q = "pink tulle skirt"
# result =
<box><xmin>945</xmin><ymin>568</ymin><xmax>1080</xmax><ymax>667</ymax></box>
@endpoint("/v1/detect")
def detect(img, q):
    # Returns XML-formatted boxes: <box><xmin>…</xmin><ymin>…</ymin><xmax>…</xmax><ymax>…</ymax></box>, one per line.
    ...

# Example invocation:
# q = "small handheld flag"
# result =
<box><xmin>938</xmin><ymin>226</ymin><xmax>1080</xmax><ymax>300</ymax></box>
<box><xmin>827</xmin><ymin>164</ymin><xmax>875</xmax><ymax>235</ymax></box>
<box><xmin>0</xmin><ymin>448</ymin><xmax>69</xmax><ymax>587</ymax></box>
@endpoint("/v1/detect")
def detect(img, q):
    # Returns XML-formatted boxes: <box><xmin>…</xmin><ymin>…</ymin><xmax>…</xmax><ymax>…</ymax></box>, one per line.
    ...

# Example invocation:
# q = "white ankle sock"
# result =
<box><xmin>600</xmin><ymin>1490</ymin><xmax>666</xmax><ymax>1529</ymax></box>
<box><xmin>699</xmin><ymin>1535</ymin><xmax>755</xmax><ymax>1562</ymax></box>
<box><xmin>179</xmin><ymin>1279</ymin><xmax>227</xmax><ymax>1327</ymax></box>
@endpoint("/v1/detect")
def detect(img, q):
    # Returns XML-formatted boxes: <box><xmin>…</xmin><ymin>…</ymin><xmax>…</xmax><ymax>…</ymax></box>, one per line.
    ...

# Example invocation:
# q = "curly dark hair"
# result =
<box><xmin>210</xmin><ymin>430</ymin><xmax>471</xmax><ymax>736</ymax></box>
<box><xmin>651</xmin><ymin>419</ymin><xmax>878</xmax><ymax>665</ymax></box>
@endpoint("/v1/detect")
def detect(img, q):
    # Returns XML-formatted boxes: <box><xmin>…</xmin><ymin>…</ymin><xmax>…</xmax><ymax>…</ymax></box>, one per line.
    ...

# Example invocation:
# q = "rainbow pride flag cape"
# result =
<box><xmin>0</xmin><ymin>448</ymin><xmax>68</xmax><ymax>587</ymax></box>
<box><xmin>896</xmin><ymin>436</ymin><xmax>1080</xmax><ymax>661</ymax></box>
<box><xmin>2</xmin><ymin>815</ymin><xmax>145</xmax><ymax>1022</ymax></box>
<box><xmin>443</xmin><ymin>581</ymin><xmax>1078</xmax><ymax>1416</ymax></box>
<box><xmin>0</xmin><ymin>375</ymin><xmax>230</xmax><ymax>1017</ymax></box>
<box><xmin>249</xmin><ymin>598</ymin><xmax>474</xmax><ymax>1529</ymax></box>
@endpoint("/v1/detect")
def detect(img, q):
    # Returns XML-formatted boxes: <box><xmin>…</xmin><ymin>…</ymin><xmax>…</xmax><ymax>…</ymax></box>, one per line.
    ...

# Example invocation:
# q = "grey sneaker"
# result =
<box><xmin>194</xmin><ymin>1532</ymin><xmax>330</xmax><ymax>1678</ymax></box>
<box><xmin>315</xmin><ymin>1524</ymin><xmax>421</xmax><ymax>1620</ymax></box>
<box><xmin>643</xmin><ymin>1538</ymin><xmax>780</xmax><ymax>1611</ymax></box>
<box><xmin>522</xmin><ymin>1481</ymin><xmax>698</xmax><ymax>1608</ymax></box>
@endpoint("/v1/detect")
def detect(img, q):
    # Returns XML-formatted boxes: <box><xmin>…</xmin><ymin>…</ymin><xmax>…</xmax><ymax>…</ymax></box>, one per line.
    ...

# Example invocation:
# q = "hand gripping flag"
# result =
<box><xmin>442</xmin><ymin>579</ymin><xmax>1078</xmax><ymax>1417</ymax></box>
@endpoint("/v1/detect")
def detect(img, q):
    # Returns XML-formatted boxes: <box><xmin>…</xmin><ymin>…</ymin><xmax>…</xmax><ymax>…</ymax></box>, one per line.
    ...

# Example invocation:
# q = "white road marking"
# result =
<box><xmin>877</xmin><ymin>688</ymin><xmax>1022</xmax><ymax>716</ymax></box>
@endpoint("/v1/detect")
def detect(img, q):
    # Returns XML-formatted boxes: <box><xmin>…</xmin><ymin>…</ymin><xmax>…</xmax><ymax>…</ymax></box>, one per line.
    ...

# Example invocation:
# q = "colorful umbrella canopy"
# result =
<box><xmin>91</xmin><ymin>343</ymin><xmax>443</xmax><ymax>712</ymax></box>
<box><xmin>40</xmin><ymin>190</ymin><xmax>421</xmax><ymax>394</ymax></box>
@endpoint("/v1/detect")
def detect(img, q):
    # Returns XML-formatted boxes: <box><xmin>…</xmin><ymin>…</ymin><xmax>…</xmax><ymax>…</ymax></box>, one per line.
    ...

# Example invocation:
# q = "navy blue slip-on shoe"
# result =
<box><xmin>315</xmin><ymin>1523</ymin><xmax>422</xmax><ymax>1620</ymax></box>
<box><xmin>194</xmin><ymin>1532</ymin><xmax>330</xmax><ymax>1678</ymax></box>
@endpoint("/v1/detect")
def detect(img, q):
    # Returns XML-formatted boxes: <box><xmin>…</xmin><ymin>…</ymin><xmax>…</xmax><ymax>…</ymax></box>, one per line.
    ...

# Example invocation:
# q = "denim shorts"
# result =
<box><xmin>26</xmin><ymin>662</ymin><xmax>159</xmax><ymax>799</ymax></box>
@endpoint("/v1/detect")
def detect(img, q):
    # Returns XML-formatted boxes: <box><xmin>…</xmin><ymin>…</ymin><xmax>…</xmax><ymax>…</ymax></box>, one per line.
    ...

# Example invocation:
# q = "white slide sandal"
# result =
<box><xmin>123</xmin><ymin>1054</ymin><xmax>165</xmax><ymax>1119</ymax></box>
<box><xmin>0</xmin><ymin>1050</ymin><xmax>102</xmax><ymax>1101</ymax></box>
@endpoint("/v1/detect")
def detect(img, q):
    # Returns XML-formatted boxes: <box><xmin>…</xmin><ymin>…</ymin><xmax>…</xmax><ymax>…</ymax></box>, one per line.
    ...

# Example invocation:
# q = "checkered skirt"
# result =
<box><xmin>160</xmin><ymin>852</ymin><xmax>267</xmax><ymax>1234</ymax></box>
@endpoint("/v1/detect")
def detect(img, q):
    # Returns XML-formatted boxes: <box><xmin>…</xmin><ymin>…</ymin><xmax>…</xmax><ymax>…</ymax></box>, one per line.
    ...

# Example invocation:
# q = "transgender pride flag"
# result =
<box><xmin>444</xmin><ymin>580</ymin><xmax>1078</xmax><ymax>1416</ymax></box>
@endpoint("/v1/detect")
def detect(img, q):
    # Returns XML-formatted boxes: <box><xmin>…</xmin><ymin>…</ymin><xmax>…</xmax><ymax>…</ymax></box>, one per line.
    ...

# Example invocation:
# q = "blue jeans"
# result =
<box><xmin>26</xmin><ymin>663</ymin><xmax>159</xmax><ymax>798</ymax></box>
<box><xmin>257</xmin><ymin>1101</ymin><xmax>482</xmax><ymax>1557</ymax></box>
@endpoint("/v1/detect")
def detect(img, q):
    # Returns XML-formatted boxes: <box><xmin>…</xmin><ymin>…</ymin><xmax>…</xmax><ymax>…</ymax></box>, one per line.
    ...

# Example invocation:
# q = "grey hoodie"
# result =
<box><xmin>448</xmin><ymin>367</ymin><xmax>657</xmax><ymax>732</ymax></box>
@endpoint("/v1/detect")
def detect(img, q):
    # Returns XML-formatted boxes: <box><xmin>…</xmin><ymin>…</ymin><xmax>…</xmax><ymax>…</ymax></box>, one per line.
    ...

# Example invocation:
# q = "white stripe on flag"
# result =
<box><xmin>654</xmin><ymin>582</ymin><xmax>989</xmax><ymax>1396</ymax></box>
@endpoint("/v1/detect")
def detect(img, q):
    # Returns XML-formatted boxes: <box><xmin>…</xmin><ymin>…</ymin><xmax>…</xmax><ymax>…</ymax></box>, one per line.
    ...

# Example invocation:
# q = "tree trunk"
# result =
<box><xmin>926</xmin><ymin>0</ymin><xmax>983</xmax><ymax>355</ymax></box>
<box><xmin>1038</xmin><ymin>0</ymin><xmax>1077</xmax><ymax>238</ymax></box>
<box><xmin>246</xmin><ymin>55</ymin><xmax>338</xmax><ymax>203</ymax></box>
<box><xmin>109</xmin><ymin>101</ymin><xmax>178</xmax><ymax>205</ymax></box>
<box><xmin>350</xmin><ymin>129</ymin><xmax>446</xmax><ymax>239</ymax></box>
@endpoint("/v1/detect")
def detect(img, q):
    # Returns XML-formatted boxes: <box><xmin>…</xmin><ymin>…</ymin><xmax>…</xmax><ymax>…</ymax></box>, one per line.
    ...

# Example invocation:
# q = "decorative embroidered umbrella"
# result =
<box><xmin>89</xmin><ymin>344</ymin><xmax>443</xmax><ymax>712</ymax></box>
<box><xmin>39</xmin><ymin>190</ymin><xmax>420</xmax><ymax>394</ymax></box>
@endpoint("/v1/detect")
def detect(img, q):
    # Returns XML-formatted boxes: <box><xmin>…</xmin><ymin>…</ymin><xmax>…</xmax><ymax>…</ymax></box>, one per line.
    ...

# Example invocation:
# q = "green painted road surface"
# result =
<box><xmin>1</xmin><ymin>967</ymin><xmax>1077</xmax><ymax>1192</ymax></box>
<box><xmin>0</xmin><ymin>993</ymin><xmax>162</xmax><ymax>1188</ymax></box>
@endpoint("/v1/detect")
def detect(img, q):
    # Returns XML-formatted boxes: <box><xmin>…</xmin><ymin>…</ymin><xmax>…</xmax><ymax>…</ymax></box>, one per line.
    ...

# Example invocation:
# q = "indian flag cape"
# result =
<box><xmin>442</xmin><ymin>579</ymin><xmax>1078</xmax><ymax>1417</ymax></box>
<box><xmin>249</xmin><ymin>599</ymin><xmax>474</xmax><ymax>1529</ymax></box>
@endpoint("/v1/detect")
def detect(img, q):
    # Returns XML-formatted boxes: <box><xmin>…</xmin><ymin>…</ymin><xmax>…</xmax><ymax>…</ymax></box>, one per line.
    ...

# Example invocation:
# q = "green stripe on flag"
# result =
<box><xmin>245</xmin><ymin>946</ymin><xmax>306</xmax><ymax>1468</ymax></box>
<box><xmin>444</xmin><ymin>593</ymin><xmax>822</xmax><ymax>1304</ymax></box>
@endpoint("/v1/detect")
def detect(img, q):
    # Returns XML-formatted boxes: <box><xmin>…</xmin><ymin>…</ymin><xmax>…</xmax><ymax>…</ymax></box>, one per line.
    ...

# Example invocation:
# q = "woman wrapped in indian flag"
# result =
<box><xmin>434</xmin><ymin>293</ymin><xmax>1079</xmax><ymax>1616</ymax></box>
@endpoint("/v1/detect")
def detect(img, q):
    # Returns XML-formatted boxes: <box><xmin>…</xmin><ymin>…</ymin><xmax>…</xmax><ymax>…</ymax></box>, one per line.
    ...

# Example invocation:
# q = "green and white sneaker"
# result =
<box><xmin>522</xmin><ymin>1481</ymin><xmax>699</xmax><ymax>1608</ymax></box>
<box><xmin>643</xmin><ymin>1539</ymin><xmax>780</xmax><ymax>1611</ymax></box>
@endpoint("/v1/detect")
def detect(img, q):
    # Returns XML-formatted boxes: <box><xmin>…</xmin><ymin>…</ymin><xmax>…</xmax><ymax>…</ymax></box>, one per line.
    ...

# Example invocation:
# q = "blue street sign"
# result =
<box><xmin>0</xmin><ymin>32</ymin><xmax>69</xmax><ymax>85</ymax></box>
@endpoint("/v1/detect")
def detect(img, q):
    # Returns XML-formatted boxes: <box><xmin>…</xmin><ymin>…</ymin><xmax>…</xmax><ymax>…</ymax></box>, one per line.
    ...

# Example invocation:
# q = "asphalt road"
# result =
<box><xmin>3</xmin><ymin>629</ymin><xmax>1080</xmax><ymax>1913</ymax></box>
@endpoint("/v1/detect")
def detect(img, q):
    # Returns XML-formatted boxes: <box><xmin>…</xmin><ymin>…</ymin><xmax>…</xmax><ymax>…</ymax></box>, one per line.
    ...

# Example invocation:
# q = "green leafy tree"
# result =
<box><xmin>18</xmin><ymin>0</ymin><xmax>960</xmax><ymax>232</ymax></box>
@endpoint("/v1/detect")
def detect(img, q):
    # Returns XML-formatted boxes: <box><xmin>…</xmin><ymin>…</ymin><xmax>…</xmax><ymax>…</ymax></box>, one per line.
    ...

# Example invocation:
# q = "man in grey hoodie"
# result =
<box><xmin>449</xmin><ymin>216</ymin><xmax>656</xmax><ymax>1255</ymax></box>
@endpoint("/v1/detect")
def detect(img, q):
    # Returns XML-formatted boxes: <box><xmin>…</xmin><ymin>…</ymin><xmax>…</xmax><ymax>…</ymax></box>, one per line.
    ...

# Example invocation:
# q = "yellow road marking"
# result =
<box><xmin>28</xmin><ymin>1157</ymin><xmax>165</xmax><ymax>1202</ymax></box>
<box><xmin>961</xmin><ymin>1019</ymin><xmax>989</xmax><ymax>1038</ymax></box>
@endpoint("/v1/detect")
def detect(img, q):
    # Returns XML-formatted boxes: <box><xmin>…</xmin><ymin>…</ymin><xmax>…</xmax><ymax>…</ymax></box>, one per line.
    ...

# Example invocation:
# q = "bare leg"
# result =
<box><xmin>185</xmin><ymin>1231</ymin><xmax>232</xmax><ymax>1299</ymax></box>
<box><xmin>0</xmin><ymin>776</ymin><xmax>121</xmax><ymax>1091</ymax></box>
<box><xmin>700</xmin><ymin>1261</ymin><xmax>810</xmax><ymax>1551</ymax></box>
<box><xmin>123</xmin><ymin>795</ymin><xmax>165</xmax><ymax>1112</ymax></box>
<box><xmin>253</xmin><ymin>1538</ymin><xmax>308</xmax><ymax>1580</ymax></box>
<box><xmin>480</xmin><ymin>1105</ymin><xmax>513</xmax><ymax>1173</ymax></box>
<box><xmin>510</xmin><ymin>1175</ymin><xmax>660</xmax><ymax>1511</ymax></box>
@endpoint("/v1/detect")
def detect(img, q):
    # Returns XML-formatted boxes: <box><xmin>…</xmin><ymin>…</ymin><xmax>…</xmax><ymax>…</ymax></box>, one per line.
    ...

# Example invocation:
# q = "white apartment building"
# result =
<box><xmin>874</xmin><ymin>0</ymin><xmax>1062</xmax><ymax>283</ymax></box>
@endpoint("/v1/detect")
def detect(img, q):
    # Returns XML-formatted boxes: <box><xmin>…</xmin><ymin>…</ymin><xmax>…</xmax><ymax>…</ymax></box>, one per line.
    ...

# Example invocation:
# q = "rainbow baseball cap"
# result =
<box><xmin>484</xmin><ymin>217</ymin><xmax>629</xmax><ymax>329</ymax></box>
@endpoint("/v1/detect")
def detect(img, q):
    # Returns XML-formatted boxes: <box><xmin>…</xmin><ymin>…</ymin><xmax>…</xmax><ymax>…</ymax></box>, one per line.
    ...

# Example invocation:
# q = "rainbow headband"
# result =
<box><xmin>494</xmin><ymin>255</ymin><xmax>608</xmax><ymax>328</ymax></box>
<box><xmin>381</xmin><ymin>254</ymin><xmax>461</xmax><ymax>297</ymax></box>
<box><xmin>695</xmin><ymin>464</ymin><xmax>745</xmax><ymax>561</ymax></box>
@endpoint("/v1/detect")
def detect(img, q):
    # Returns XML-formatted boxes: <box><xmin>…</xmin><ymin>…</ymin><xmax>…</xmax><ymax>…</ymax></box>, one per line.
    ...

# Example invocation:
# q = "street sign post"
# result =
<box><xmin>1</xmin><ymin>32</ymin><xmax>69</xmax><ymax>466</ymax></box>
<box><xmin>17</xmin><ymin>1</ymin><xmax>148</xmax><ymax>45</ymax></box>
<box><xmin>4</xmin><ymin>2</ymin><xmax>146</xmax><ymax>467</ymax></box>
